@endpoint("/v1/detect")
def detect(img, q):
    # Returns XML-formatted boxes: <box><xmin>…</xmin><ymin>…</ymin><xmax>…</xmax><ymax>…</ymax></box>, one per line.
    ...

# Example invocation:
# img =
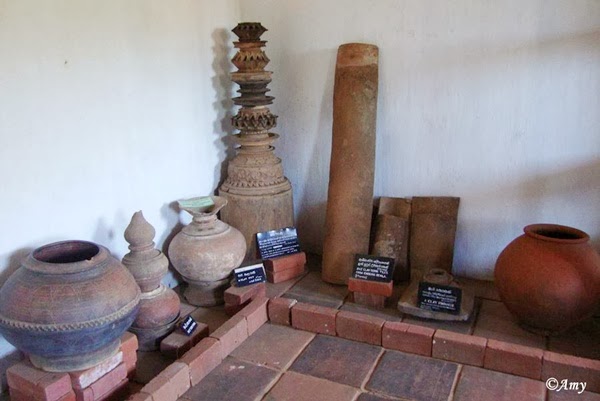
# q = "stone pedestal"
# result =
<box><xmin>219</xmin><ymin>22</ymin><xmax>294</xmax><ymax>260</ymax></box>
<box><xmin>322</xmin><ymin>43</ymin><xmax>379</xmax><ymax>285</ymax></box>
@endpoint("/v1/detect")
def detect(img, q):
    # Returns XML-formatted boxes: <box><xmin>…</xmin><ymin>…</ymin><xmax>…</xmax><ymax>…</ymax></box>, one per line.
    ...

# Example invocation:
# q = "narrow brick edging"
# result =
<box><xmin>126</xmin><ymin>296</ymin><xmax>600</xmax><ymax>400</ymax></box>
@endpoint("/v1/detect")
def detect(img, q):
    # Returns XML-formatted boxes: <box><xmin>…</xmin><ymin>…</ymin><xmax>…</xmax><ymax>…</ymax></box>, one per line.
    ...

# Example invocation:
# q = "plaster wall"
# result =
<box><xmin>0</xmin><ymin>0</ymin><xmax>239</xmax><ymax>361</ymax></box>
<box><xmin>239</xmin><ymin>0</ymin><xmax>600</xmax><ymax>279</ymax></box>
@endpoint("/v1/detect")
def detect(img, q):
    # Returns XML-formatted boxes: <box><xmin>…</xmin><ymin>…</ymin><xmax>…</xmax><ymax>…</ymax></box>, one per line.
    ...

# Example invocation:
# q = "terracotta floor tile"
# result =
<box><xmin>548</xmin><ymin>389</ymin><xmax>600</xmax><ymax>400</ymax></box>
<box><xmin>366</xmin><ymin>350</ymin><xmax>459</xmax><ymax>401</ymax></box>
<box><xmin>340</xmin><ymin>301</ymin><xmax>403</xmax><ymax>322</ymax></box>
<box><xmin>283</xmin><ymin>271</ymin><xmax>348</xmax><ymax>309</ymax></box>
<box><xmin>454</xmin><ymin>366</ymin><xmax>546</xmax><ymax>401</ymax></box>
<box><xmin>548</xmin><ymin>317</ymin><xmax>600</xmax><ymax>360</ymax></box>
<box><xmin>188</xmin><ymin>305</ymin><xmax>230</xmax><ymax>334</ymax></box>
<box><xmin>134</xmin><ymin>350</ymin><xmax>172</xmax><ymax>384</ymax></box>
<box><xmin>401</xmin><ymin>298</ymin><xmax>480</xmax><ymax>335</ymax></box>
<box><xmin>357</xmin><ymin>392</ymin><xmax>404</xmax><ymax>401</ymax></box>
<box><xmin>290</xmin><ymin>334</ymin><xmax>382</xmax><ymax>388</ymax></box>
<box><xmin>473</xmin><ymin>299</ymin><xmax>547</xmax><ymax>349</ymax></box>
<box><xmin>230</xmin><ymin>323</ymin><xmax>315</xmax><ymax>370</ymax></box>
<box><xmin>180</xmin><ymin>356</ymin><xmax>279</xmax><ymax>401</ymax></box>
<box><xmin>265</xmin><ymin>272</ymin><xmax>308</xmax><ymax>298</ymax></box>
<box><xmin>263</xmin><ymin>371</ymin><xmax>359</xmax><ymax>401</ymax></box>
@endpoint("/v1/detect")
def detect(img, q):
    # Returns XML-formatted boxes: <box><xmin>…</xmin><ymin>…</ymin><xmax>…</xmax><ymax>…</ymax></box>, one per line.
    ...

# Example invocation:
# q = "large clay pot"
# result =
<box><xmin>495</xmin><ymin>224</ymin><xmax>600</xmax><ymax>334</ymax></box>
<box><xmin>168</xmin><ymin>196</ymin><xmax>246</xmax><ymax>306</ymax></box>
<box><xmin>0</xmin><ymin>241</ymin><xmax>141</xmax><ymax>372</ymax></box>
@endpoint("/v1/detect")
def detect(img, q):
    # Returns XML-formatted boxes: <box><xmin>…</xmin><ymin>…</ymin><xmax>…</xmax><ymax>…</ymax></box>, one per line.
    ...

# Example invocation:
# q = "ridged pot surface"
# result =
<box><xmin>494</xmin><ymin>224</ymin><xmax>600</xmax><ymax>334</ymax></box>
<box><xmin>0</xmin><ymin>240</ymin><xmax>141</xmax><ymax>371</ymax></box>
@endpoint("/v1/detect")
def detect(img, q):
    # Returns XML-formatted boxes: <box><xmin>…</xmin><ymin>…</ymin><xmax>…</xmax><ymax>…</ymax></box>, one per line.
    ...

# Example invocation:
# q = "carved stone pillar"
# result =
<box><xmin>219</xmin><ymin>22</ymin><xmax>294</xmax><ymax>260</ymax></box>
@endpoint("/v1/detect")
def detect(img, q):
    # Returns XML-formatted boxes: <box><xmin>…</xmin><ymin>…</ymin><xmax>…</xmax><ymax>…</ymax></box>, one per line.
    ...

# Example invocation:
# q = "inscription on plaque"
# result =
<box><xmin>417</xmin><ymin>282</ymin><xmax>462</xmax><ymax>315</ymax></box>
<box><xmin>352</xmin><ymin>254</ymin><xmax>394</xmax><ymax>283</ymax></box>
<box><xmin>180</xmin><ymin>315</ymin><xmax>198</xmax><ymax>336</ymax></box>
<box><xmin>256</xmin><ymin>227</ymin><xmax>300</xmax><ymax>259</ymax></box>
<box><xmin>234</xmin><ymin>263</ymin><xmax>267</xmax><ymax>287</ymax></box>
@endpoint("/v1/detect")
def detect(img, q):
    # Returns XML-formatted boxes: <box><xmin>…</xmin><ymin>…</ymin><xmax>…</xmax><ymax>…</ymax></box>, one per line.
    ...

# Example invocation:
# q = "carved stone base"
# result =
<box><xmin>184</xmin><ymin>278</ymin><xmax>230</xmax><ymax>307</ymax></box>
<box><xmin>219</xmin><ymin>187</ymin><xmax>294</xmax><ymax>260</ymax></box>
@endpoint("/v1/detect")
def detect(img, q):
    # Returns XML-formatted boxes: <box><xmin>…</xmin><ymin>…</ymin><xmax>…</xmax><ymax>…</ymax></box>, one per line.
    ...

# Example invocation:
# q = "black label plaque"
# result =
<box><xmin>180</xmin><ymin>315</ymin><xmax>198</xmax><ymax>336</ymax></box>
<box><xmin>256</xmin><ymin>227</ymin><xmax>300</xmax><ymax>259</ymax></box>
<box><xmin>352</xmin><ymin>254</ymin><xmax>395</xmax><ymax>283</ymax></box>
<box><xmin>234</xmin><ymin>263</ymin><xmax>267</xmax><ymax>287</ymax></box>
<box><xmin>417</xmin><ymin>282</ymin><xmax>462</xmax><ymax>315</ymax></box>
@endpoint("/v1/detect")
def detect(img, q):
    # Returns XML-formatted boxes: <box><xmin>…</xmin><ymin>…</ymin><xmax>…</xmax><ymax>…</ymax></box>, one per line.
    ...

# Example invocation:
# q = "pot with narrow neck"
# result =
<box><xmin>168</xmin><ymin>196</ymin><xmax>246</xmax><ymax>306</ymax></box>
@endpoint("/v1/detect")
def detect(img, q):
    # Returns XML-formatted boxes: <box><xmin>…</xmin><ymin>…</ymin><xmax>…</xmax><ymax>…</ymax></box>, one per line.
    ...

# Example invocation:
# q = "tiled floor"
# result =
<box><xmin>176</xmin><ymin>323</ymin><xmax>561</xmax><ymax>401</ymax></box>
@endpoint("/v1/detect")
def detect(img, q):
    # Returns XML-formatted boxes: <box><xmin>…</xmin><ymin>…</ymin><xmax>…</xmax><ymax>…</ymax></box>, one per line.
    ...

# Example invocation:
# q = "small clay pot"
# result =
<box><xmin>495</xmin><ymin>224</ymin><xmax>600</xmax><ymax>334</ymax></box>
<box><xmin>134</xmin><ymin>285</ymin><xmax>181</xmax><ymax>329</ymax></box>
<box><xmin>0</xmin><ymin>241</ymin><xmax>140</xmax><ymax>372</ymax></box>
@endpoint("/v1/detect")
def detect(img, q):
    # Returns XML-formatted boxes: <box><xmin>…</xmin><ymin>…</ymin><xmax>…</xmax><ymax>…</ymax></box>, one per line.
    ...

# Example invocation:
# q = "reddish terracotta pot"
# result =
<box><xmin>0</xmin><ymin>241</ymin><xmax>140</xmax><ymax>372</ymax></box>
<box><xmin>495</xmin><ymin>224</ymin><xmax>600</xmax><ymax>334</ymax></box>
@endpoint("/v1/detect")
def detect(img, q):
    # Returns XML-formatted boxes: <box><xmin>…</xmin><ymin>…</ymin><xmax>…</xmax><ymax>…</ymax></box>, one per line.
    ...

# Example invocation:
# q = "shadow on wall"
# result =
<box><xmin>157</xmin><ymin>201</ymin><xmax>184</xmax><ymax>284</ymax></box>
<box><xmin>294</xmin><ymin>49</ymin><xmax>337</xmax><ymax>255</ymax></box>
<box><xmin>0</xmin><ymin>248</ymin><xmax>32</xmax><ymax>288</ymax></box>
<box><xmin>211</xmin><ymin>28</ymin><xmax>235</xmax><ymax>191</ymax></box>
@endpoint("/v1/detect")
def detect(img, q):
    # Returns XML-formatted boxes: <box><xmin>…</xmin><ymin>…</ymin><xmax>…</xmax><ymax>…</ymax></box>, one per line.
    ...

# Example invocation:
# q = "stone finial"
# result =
<box><xmin>124</xmin><ymin>211</ymin><xmax>155</xmax><ymax>252</ymax></box>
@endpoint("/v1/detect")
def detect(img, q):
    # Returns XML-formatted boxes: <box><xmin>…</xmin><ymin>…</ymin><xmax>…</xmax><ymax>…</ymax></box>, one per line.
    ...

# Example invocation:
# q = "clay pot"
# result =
<box><xmin>0</xmin><ymin>241</ymin><xmax>141</xmax><ymax>372</ymax></box>
<box><xmin>168</xmin><ymin>196</ymin><xmax>246</xmax><ymax>306</ymax></box>
<box><xmin>495</xmin><ymin>224</ymin><xmax>600</xmax><ymax>334</ymax></box>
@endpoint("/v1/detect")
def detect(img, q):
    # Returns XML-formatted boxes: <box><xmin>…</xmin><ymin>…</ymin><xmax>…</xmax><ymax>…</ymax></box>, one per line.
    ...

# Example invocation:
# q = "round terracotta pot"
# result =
<box><xmin>495</xmin><ymin>224</ymin><xmax>600</xmax><ymax>334</ymax></box>
<box><xmin>0</xmin><ymin>241</ymin><xmax>141</xmax><ymax>372</ymax></box>
<box><xmin>168</xmin><ymin>196</ymin><xmax>246</xmax><ymax>306</ymax></box>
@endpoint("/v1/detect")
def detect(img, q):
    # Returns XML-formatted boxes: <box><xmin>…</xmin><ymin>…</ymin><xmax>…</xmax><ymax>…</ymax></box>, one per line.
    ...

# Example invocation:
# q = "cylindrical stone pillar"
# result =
<box><xmin>322</xmin><ymin>43</ymin><xmax>379</xmax><ymax>285</ymax></box>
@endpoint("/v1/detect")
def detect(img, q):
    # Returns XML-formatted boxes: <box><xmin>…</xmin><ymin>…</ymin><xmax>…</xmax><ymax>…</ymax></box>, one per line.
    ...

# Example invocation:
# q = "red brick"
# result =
<box><xmin>224</xmin><ymin>301</ymin><xmax>248</xmax><ymax>316</ymax></box>
<box><xmin>84</xmin><ymin>363</ymin><xmax>126</xmax><ymax>401</ymax></box>
<box><xmin>291</xmin><ymin>302</ymin><xmax>338</xmax><ymax>335</ymax></box>
<box><xmin>239</xmin><ymin>296</ymin><xmax>269</xmax><ymax>335</ymax></box>
<box><xmin>120</xmin><ymin>332</ymin><xmax>139</xmax><ymax>357</ymax></box>
<box><xmin>159</xmin><ymin>322</ymin><xmax>209</xmax><ymax>359</ymax></box>
<box><xmin>9</xmin><ymin>387</ymin><xmax>76</xmax><ymax>401</ymax></box>
<box><xmin>353</xmin><ymin>292</ymin><xmax>386</xmax><ymax>308</ymax></box>
<box><xmin>180</xmin><ymin>337</ymin><xmax>223</xmax><ymax>386</ymax></box>
<box><xmin>96</xmin><ymin>378</ymin><xmax>129</xmax><ymax>401</ymax></box>
<box><xmin>141</xmin><ymin>362</ymin><xmax>190</xmax><ymax>401</ymax></box>
<box><xmin>74</xmin><ymin>386</ymin><xmax>93</xmax><ymax>401</ymax></box>
<box><xmin>209</xmin><ymin>314</ymin><xmax>248</xmax><ymax>358</ymax></box>
<box><xmin>268</xmin><ymin>297</ymin><xmax>297</xmax><ymax>326</ymax></box>
<box><xmin>382</xmin><ymin>322</ymin><xmax>434</xmax><ymax>357</ymax></box>
<box><xmin>7</xmin><ymin>361</ymin><xmax>73</xmax><ymax>400</ymax></box>
<box><xmin>263</xmin><ymin>252</ymin><xmax>307</xmax><ymax>273</ymax></box>
<box><xmin>224</xmin><ymin>282</ymin><xmax>266</xmax><ymax>306</ymax></box>
<box><xmin>348</xmin><ymin>277</ymin><xmax>393</xmax><ymax>297</ymax></box>
<box><xmin>123</xmin><ymin>354</ymin><xmax>136</xmax><ymax>380</ymax></box>
<box><xmin>336</xmin><ymin>311</ymin><xmax>385</xmax><ymax>345</ymax></box>
<box><xmin>69</xmin><ymin>351</ymin><xmax>123</xmax><ymax>389</ymax></box>
<box><xmin>542</xmin><ymin>351</ymin><xmax>600</xmax><ymax>393</ymax></box>
<box><xmin>433</xmin><ymin>330</ymin><xmax>487</xmax><ymax>366</ymax></box>
<box><xmin>484</xmin><ymin>339</ymin><xmax>543</xmax><ymax>379</ymax></box>
<box><xmin>266</xmin><ymin>265</ymin><xmax>306</xmax><ymax>283</ymax></box>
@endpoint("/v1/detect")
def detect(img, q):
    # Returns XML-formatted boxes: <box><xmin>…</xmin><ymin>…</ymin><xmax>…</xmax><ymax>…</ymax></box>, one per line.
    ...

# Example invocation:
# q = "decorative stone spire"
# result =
<box><xmin>123</xmin><ymin>211</ymin><xmax>181</xmax><ymax>351</ymax></box>
<box><xmin>219</xmin><ymin>22</ymin><xmax>294</xmax><ymax>259</ymax></box>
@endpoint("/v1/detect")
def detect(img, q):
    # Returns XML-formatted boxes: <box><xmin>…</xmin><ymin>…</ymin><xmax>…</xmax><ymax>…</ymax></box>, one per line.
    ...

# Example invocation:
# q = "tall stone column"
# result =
<box><xmin>219</xmin><ymin>22</ymin><xmax>294</xmax><ymax>260</ymax></box>
<box><xmin>322</xmin><ymin>43</ymin><xmax>379</xmax><ymax>285</ymax></box>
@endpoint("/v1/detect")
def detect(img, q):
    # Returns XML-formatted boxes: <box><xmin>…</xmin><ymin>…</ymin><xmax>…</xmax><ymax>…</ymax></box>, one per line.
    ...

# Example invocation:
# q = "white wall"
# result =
<box><xmin>239</xmin><ymin>0</ymin><xmax>600</xmax><ymax>279</ymax></box>
<box><xmin>0</xmin><ymin>0</ymin><xmax>240</xmax><ymax>361</ymax></box>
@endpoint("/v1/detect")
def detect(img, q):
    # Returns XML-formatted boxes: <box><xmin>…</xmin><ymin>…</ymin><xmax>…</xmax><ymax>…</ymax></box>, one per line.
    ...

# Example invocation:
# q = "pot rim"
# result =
<box><xmin>524</xmin><ymin>223</ymin><xmax>590</xmax><ymax>244</ymax></box>
<box><xmin>24</xmin><ymin>240</ymin><xmax>109</xmax><ymax>275</ymax></box>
